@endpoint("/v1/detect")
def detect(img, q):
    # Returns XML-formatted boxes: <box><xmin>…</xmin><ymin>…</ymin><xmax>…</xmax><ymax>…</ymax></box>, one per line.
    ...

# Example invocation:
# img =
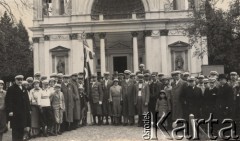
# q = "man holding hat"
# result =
<box><xmin>171</xmin><ymin>71</ymin><xmax>188</xmax><ymax>121</ymax></box>
<box><xmin>216</xmin><ymin>74</ymin><xmax>234</xmax><ymax>119</ymax></box>
<box><xmin>5</xmin><ymin>75</ymin><xmax>31</xmax><ymax>141</ymax></box>
<box><xmin>101</xmin><ymin>72</ymin><xmax>113</xmax><ymax>125</ymax></box>
<box><xmin>89</xmin><ymin>74</ymin><xmax>103</xmax><ymax>125</ymax></box>
<box><xmin>182</xmin><ymin>76</ymin><xmax>202</xmax><ymax>119</ymax></box>
<box><xmin>134</xmin><ymin>73</ymin><xmax>150</xmax><ymax>127</ymax></box>
<box><xmin>68</xmin><ymin>73</ymin><xmax>81</xmax><ymax>129</ymax></box>
<box><xmin>121</xmin><ymin>70</ymin><xmax>135</xmax><ymax>126</ymax></box>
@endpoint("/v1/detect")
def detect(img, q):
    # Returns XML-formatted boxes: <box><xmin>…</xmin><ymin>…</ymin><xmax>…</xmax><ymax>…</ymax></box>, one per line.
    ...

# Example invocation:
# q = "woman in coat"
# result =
<box><xmin>29</xmin><ymin>80</ymin><xmax>42</xmax><ymax>137</ymax></box>
<box><xmin>0</xmin><ymin>80</ymin><xmax>6</xmax><ymax>141</ymax></box>
<box><xmin>109</xmin><ymin>79</ymin><xmax>123</xmax><ymax>125</ymax></box>
<box><xmin>89</xmin><ymin>74</ymin><xmax>103</xmax><ymax>125</ymax></box>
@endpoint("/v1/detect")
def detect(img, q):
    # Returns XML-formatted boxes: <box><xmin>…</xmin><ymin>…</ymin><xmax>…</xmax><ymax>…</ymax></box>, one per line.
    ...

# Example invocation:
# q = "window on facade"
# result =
<box><xmin>91</xmin><ymin>0</ymin><xmax>145</xmax><ymax>20</ymax></box>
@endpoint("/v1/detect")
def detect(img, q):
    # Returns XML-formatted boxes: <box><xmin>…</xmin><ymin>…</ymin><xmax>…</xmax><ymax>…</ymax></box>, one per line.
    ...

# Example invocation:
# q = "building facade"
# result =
<box><xmin>31</xmin><ymin>0</ymin><xmax>208</xmax><ymax>77</ymax></box>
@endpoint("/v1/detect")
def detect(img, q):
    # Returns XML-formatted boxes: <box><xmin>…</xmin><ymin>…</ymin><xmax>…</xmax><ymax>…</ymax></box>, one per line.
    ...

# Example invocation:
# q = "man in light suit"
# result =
<box><xmin>134</xmin><ymin>74</ymin><xmax>150</xmax><ymax>127</ymax></box>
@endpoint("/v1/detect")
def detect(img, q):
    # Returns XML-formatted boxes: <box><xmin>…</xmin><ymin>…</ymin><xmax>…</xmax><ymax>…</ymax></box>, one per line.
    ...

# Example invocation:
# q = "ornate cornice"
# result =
<box><xmin>44</xmin><ymin>35</ymin><xmax>50</xmax><ymax>41</ymax></box>
<box><xmin>32</xmin><ymin>37</ymin><xmax>40</xmax><ymax>43</ymax></box>
<box><xmin>86</xmin><ymin>33</ymin><xmax>95</xmax><ymax>39</ymax></box>
<box><xmin>70</xmin><ymin>33</ymin><xmax>78</xmax><ymax>40</ymax></box>
<box><xmin>160</xmin><ymin>29</ymin><xmax>169</xmax><ymax>36</ymax></box>
<box><xmin>99</xmin><ymin>33</ymin><xmax>106</xmax><ymax>39</ymax></box>
<box><xmin>143</xmin><ymin>30</ymin><xmax>152</xmax><ymax>37</ymax></box>
<box><xmin>131</xmin><ymin>31</ymin><xmax>138</xmax><ymax>37</ymax></box>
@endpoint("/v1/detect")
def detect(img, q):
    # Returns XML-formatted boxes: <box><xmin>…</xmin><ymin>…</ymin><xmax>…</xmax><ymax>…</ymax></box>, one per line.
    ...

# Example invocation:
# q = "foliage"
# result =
<box><xmin>0</xmin><ymin>12</ymin><xmax>33</xmax><ymax>82</ymax></box>
<box><xmin>186</xmin><ymin>0</ymin><xmax>240</xmax><ymax>73</ymax></box>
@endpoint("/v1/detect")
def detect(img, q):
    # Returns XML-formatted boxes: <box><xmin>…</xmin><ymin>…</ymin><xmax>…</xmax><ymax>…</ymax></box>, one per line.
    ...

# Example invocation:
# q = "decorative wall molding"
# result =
<box><xmin>160</xmin><ymin>29</ymin><xmax>169</xmax><ymax>36</ymax></box>
<box><xmin>50</xmin><ymin>34</ymin><xmax>70</xmax><ymax>41</ymax></box>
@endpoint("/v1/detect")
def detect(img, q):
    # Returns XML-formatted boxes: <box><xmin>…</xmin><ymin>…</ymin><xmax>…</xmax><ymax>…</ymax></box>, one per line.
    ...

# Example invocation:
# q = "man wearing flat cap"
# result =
<box><xmin>68</xmin><ymin>73</ymin><xmax>81</xmax><ymax>129</ymax></box>
<box><xmin>182</xmin><ymin>76</ymin><xmax>202</xmax><ymax>119</ymax></box>
<box><xmin>101</xmin><ymin>72</ymin><xmax>113</xmax><ymax>125</ymax></box>
<box><xmin>121</xmin><ymin>70</ymin><xmax>135</xmax><ymax>126</ymax></box>
<box><xmin>228</xmin><ymin>72</ymin><xmax>238</xmax><ymax>96</ymax></box>
<box><xmin>5</xmin><ymin>75</ymin><xmax>31</xmax><ymax>141</ymax></box>
<box><xmin>34</xmin><ymin>72</ymin><xmax>41</xmax><ymax>81</ymax></box>
<box><xmin>136</xmin><ymin>64</ymin><xmax>150</xmax><ymax>75</ymax></box>
<box><xmin>182</xmin><ymin>72</ymin><xmax>190</xmax><ymax>82</ymax></box>
<box><xmin>171</xmin><ymin>71</ymin><xmax>188</xmax><ymax>121</ymax></box>
<box><xmin>197</xmin><ymin>75</ymin><xmax>206</xmax><ymax>95</ymax></box>
<box><xmin>216</xmin><ymin>74</ymin><xmax>234</xmax><ymax>119</ymax></box>
<box><xmin>134</xmin><ymin>73</ymin><xmax>150</xmax><ymax>127</ymax></box>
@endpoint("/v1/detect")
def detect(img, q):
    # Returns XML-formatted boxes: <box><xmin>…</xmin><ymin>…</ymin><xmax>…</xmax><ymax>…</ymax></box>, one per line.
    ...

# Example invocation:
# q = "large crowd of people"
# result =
<box><xmin>0</xmin><ymin>63</ymin><xmax>239</xmax><ymax>141</ymax></box>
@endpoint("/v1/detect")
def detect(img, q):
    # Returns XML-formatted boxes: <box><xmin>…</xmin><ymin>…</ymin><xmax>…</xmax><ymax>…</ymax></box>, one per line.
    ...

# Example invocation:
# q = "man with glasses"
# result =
<box><xmin>5</xmin><ymin>75</ymin><xmax>31</xmax><ymax>141</ymax></box>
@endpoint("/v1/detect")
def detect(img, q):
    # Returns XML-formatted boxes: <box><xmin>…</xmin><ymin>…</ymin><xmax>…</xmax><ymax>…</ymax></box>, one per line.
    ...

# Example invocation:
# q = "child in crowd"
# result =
<box><xmin>51</xmin><ymin>84</ymin><xmax>65</xmax><ymax>135</ymax></box>
<box><xmin>0</xmin><ymin>80</ymin><xmax>6</xmax><ymax>141</ymax></box>
<box><xmin>155</xmin><ymin>90</ymin><xmax>170</xmax><ymax>127</ymax></box>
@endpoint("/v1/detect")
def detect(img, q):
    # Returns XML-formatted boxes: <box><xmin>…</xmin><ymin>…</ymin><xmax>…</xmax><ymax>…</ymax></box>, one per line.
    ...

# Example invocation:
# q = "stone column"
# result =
<box><xmin>44</xmin><ymin>35</ymin><xmax>50</xmax><ymax>76</ymax></box>
<box><xmin>132</xmin><ymin>32</ymin><xmax>139</xmax><ymax>73</ymax></box>
<box><xmin>99</xmin><ymin>33</ymin><xmax>106</xmax><ymax>76</ymax></box>
<box><xmin>52</xmin><ymin>0</ymin><xmax>60</xmax><ymax>15</ymax></box>
<box><xmin>160</xmin><ymin>29</ymin><xmax>169</xmax><ymax>74</ymax></box>
<box><xmin>33</xmin><ymin>37</ymin><xmax>40</xmax><ymax>74</ymax></box>
<box><xmin>144</xmin><ymin>31</ymin><xmax>152</xmax><ymax>70</ymax></box>
<box><xmin>86</xmin><ymin>33</ymin><xmax>95</xmax><ymax>73</ymax></box>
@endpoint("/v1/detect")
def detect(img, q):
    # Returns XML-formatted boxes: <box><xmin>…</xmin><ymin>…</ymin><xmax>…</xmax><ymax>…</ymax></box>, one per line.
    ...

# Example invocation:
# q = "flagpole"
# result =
<box><xmin>82</xmin><ymin>32</ymin><xmax>93</xmax><ymax>124</ymax></box>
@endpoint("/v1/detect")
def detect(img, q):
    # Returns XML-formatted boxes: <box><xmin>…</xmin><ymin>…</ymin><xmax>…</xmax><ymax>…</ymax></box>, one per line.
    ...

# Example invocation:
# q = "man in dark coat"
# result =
<box><xmin>121</xmin><ymin>70</ymin><xmax>135</xmax><ymax>126</ymax></box>
<box><xmin>171</xmin><ymin>71</ymin><xmax>188</xmax><ymax>121</ymax></box>
<box><xmin>101</xmin><ymin>72</ymin><xmax>113</xmax><ymax>125</ymax></box>
<box><xmin>216</xmin><ymin>74</ymin><xmax>234</xmax><ymax>119</ymax></box>
<box><xmin>5</xmin><ymin>75</ymin><xmax>31</xmax><ymax>141</ymax></box>
<box><xmin>148</xmin><ymin>73</ymin><xmax>162</xmax><ymax>125</ymax></box>
<box><xmin>182</xmin><ymin>76</ymin><xmax>202</xmax><ymax>119</ymax></box>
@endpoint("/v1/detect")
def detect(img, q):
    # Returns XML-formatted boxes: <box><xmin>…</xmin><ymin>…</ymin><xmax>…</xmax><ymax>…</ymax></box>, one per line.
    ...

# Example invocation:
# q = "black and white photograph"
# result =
<box><xmin>0</xmin><ymin>0</ymin><xmax>239</xmax><ymax>140</ymax></box>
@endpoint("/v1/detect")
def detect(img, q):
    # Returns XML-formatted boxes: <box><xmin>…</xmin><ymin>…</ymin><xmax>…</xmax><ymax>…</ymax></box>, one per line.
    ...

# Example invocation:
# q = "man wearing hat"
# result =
<box><xmin>182</xmin><ymin>72</ymin><xmax>190</xmax><ymax>82</ymax></box>
<box><xmin>171</xmin><ymin>71</ymin><xmax>188</xmax><ymax>121</ymax></box>
<box><xmin>26</xmin><ymin>77</ymin><xmax>34</xmax><ymax>91</ymax></box>
<box><xmin>130</xmin><ymin>73</ymin><xmax>136</xmax><ymax>82</ymax></box>
<box><xmin>121</xmin><ymin>70</ymin><xmax>135</xmax><ymax>126</ymax></box>
<box><xmin>216</xmin><ymin>74</ymin><xmax>234</xmax><ymax>119</ymax></box>
<box><xmin>109</xmin><ymin>79</ymin><xmax>123</xmax><ymax>125</ymax></box>
<box><xmin>101</xmin><ymin>72</ymin><xmax>113</xmax><ymax>125</ymax></box>
<box><xmin>229</xmin><ymin>72</ymin><xmax>238</xmax><ymax>100</ymax></box>
<box><xmin>203</xmin><ymin>78</ymin><xmax>218</xmax><ymax>118</ymax></box>
<box><xmin>34</xmin><ymin>72</ymin><xmax>41</xmax><ymax>81</ymax></box>
<box><xmin>5</xmin><ymin>75</ymin><xmax>31</xmax><ymax>141</ymax></box>
<box><xmin>197</xmin><ymin>75</ymin><xmax>206</xmax><ymax>96</ymax></box>
<box><xmin>134</xmin><ymin>73</ymin><xmax>150</xmax><ymax>127</ymax></box>
<box><xmin>148</xmin><ymin>73</ymin><xmax>163</xmax><ymax>125</ymax></box>
<box><xmin>144</xmin><ymin>73</ymin><xmax>151</xmax><ymax>85</ymax></box>
<box><xmin>136</xmin><ymin>64</ymin><xmax>150</xmax><ymax>75</ymax></box>
<box><xmin>61</xmin><ymin>75</ymin><xmax>74</xmax><ymax>131</ymax></box>
<box><xmin>89</xmin><ymin>74</ymin><xmax>103</xmax><ymax>125</ymax></box>
<box><xmin>158</xmin><ymin>73</ymin><xmax>165</xmax><ymax>83</ymax></box>
<box><xmin>118</xmin><ymin>73</ymin><xmax>124</xmax><ymax>85</ymax></box>
<box><xmin>57</xmin><ymin>73</ymin><xmax>64</xmax><ymax>84</ymax></box>
<box><xmin>182</xmin><ymin>76</ymin><xmax>202</xmax><ymax>119</ymax></box>
<box><xmin>68</xmin><ymin>73</ymin><xmax>81</xmax><ymax>129</ymax></box>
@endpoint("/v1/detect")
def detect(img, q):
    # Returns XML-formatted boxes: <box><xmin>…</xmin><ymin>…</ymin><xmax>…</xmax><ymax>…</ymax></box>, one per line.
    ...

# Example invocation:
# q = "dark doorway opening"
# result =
<box><xmin>113</xmin><ymin>56</ymin><xmax>127</xmax><ymax>73</ymax></box>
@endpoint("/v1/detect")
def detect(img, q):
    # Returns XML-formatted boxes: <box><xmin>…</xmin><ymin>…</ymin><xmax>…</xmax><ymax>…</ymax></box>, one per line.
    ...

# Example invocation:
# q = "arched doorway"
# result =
<box><xmin>91</xmin><ymin>0</ymin><xmax>145</xmax><ymax>20</ymax></box>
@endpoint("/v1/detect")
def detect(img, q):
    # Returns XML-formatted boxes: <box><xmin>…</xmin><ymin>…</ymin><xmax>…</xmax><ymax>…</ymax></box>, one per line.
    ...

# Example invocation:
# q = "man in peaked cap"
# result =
<box><xmin>102</xmin><ymin>71</ymin><xmax>113</xmax><ymax>125</ymax></box>
<box><xmin>122</xmin><ymin>70</ymin><xmax>135</xmax><ymax>125</ymax></box>
<box><xmin>209</xmin><ymin>71</ymin><xmax>218</xmax><ymax>78</ymax></box>
<box><xmin>144</xmin><ymin>73</ymin><xmax>151</xmax><ymax>85</ymax></box>
<box><xmin>5</xmin><ymin>75</ymin><xmax>31</xmax><ymax>141</ymax></box>
<box><xmin>197</xmin><ymin>75</ymin><xmax>206</xmax><ymax>95</ymax></box>
<box><xmin>229</xmin><ymin>72</ymin><xmax>238</xmax><ymax>88</ymax></box>
<box><xmin>182</xmin><ymin>72</ymin><xmax>190</xmax><ymax>82</ymax></box>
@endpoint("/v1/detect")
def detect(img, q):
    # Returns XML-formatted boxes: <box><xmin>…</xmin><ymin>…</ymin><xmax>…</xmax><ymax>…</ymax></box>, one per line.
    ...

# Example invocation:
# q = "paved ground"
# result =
<box><xmin>2</xmin><ymin>125</ymin><xmax>170</xmax><ymax>141</ymax></box>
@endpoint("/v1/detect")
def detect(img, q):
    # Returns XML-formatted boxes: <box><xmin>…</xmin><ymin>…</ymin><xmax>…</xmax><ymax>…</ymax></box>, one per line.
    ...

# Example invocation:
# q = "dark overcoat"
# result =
<box><xmin>89</xmin><ymin>82</ymin><xmax>103</xmax><ymax>115</ymax></box>
<box><xmin>61</xmin><ymin>82</ymin><xmax>74</xmax><ymax>122</ymax></box>
<box><xmin>5</xmin><ymin>84</ymin><xmax>31</xmax><ymax>129</ymax></box>
<box><xmin>68</xmin><ymin>80</ymin><xmax>81</xmax><ymax>120</ymax></box>
<box><xmin>101</xmin><ymin>79</ymin><xmax>113</xmax><ymax>116</ymax></box>
<box><xmin>121</xmin><ymin>79</ymin><xmax>135</xmax><ymax>116</ymax></box>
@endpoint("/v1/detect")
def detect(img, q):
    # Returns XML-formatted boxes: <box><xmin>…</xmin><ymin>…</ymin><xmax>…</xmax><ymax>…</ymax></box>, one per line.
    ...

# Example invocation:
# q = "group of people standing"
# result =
<box><xmin>0</xmin><ymin>63</ymin><xmax>239</xmax><ymax>141</ymax></box>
